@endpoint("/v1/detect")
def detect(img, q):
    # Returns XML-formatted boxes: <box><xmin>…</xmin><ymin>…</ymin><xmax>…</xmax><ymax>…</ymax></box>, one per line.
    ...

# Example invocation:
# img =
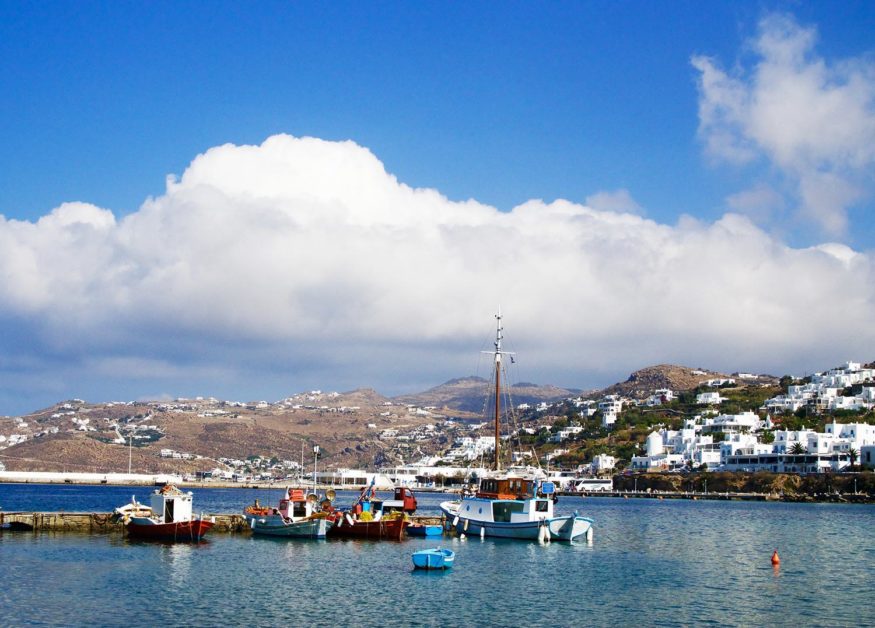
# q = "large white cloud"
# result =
<box><xmin>692</xmin><ymin>13</ymin><xmax>875</xmax><ymax>237</ymax></box>
<box><xmin>0</xmin><ymin>133</ymin><xmax>873</xmax><ymax>413</ymax></box>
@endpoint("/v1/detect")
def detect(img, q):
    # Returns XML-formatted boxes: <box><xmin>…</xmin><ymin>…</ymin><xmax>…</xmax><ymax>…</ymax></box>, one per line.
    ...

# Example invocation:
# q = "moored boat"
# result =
<box><xmin>116</xmin><ymin>484</ymin><xmax>214</xmax><ymax>542</ymax></box>
<box><xmin>412</xmin><ymin>547</ymin><xmax>455</xmax><ymax>570</ymax></box>
<box><xmin>439</xmin><ymin>312</ymin><xmax>594</xmax><ymax>543</ymax></box>
<box><xmin>406</xmin><ymin>523</ymin><xmax>442</xmax><ymax>537</ymax></box>
<box><xmin>327</xmin><ymin>513</ymin><xmax>408</xmax><ymax>540</ymax></box>
<box><xmin>327</xmin><ymin>484</ymin><xmax>408</xmax><ymax>540</ymax></box>
<box><xmin>245</xmin><ymin>488</ymin><xmax>334</xmax><ymax>538</ymax></box>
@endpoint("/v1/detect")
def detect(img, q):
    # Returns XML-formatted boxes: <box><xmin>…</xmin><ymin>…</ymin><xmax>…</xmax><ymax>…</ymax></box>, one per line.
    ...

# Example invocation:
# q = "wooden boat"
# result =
<box><xmin>406</xmin><ymin>523</ymin><xmax>442</xmax><ymax>537</ymax></box>
<box><xmin>412</xmin><ymin>547</ymin><xmax>455</xmax><ymax>570</ymax></box>
<box><xmin>245</xmin><ymin>488</ymin><xmax>334</xmax><ymax>538</ymax></box>
<box><xmin>326</xmin><ymin>482</ymin><xmax>409</xmax><ymax>540</ymax></box>
<box><xmin>438</xmin><ymin>312</ymin><xmax>594</xmax><ymax>543</ymax></box>
<box><xmin>116</xmin><ymin>485</ymin><xmax>214</xmax><ymax>542</ymax></box>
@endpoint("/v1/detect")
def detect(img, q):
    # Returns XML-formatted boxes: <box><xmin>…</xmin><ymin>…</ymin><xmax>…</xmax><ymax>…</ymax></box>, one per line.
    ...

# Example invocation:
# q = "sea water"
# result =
<box><xmin>1</xmin><ymin>484</ymin><xmax>873</xmax><ymax>627</ymax></box>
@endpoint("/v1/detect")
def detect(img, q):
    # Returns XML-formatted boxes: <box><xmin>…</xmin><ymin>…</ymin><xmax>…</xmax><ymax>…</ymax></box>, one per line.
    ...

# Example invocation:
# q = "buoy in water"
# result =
<box><xmin>771</xmin><ymin>550</ymin><xmax>780</xmax><ymax>566</ymax></box>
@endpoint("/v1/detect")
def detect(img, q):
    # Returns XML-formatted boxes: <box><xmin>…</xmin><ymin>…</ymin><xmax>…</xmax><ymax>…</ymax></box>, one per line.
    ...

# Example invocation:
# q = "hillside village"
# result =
<box><xmin>1</xmin><ymin>361</ymin><xmax>875</xmax><ymax>485</ymax></box>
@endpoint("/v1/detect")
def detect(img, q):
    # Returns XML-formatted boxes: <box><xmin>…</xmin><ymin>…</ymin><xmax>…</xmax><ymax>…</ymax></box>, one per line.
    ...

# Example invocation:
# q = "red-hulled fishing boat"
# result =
<box><xmin>114</xmin><ymin>484</ymin><xmax>214</xmax><ymax>542</ymax></box>
<box><xmin>326</xmin><ymin>484</ymin><xmax>409</xmax><ymax>540</ymax></box>
<box><xmin>327</xmin><ymin>511</ymin><xmax>408</xmax><ymax>540</ymax></box>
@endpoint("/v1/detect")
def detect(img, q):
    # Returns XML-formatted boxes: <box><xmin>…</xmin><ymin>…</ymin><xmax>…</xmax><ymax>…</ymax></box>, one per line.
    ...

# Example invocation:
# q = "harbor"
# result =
<box><xmin>2</xmin><ymin>482</ymin><xmax>874</xmax><ymax>627</ymax></box>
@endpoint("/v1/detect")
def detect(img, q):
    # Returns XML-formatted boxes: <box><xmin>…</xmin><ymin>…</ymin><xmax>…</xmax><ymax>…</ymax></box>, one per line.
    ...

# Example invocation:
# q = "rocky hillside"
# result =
<box><xmin>594</xmin><ymin>364</ymin><xmax>778</xmax><ymax>399</ymax></box>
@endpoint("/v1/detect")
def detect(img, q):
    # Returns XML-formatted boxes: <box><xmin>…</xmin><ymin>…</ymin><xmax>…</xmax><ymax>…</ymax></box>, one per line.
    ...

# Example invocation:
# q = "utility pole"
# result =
<box><xmin>313</xmin><ymin>445</ymin><xmax>319</xmax><ymax>492</ymax></box>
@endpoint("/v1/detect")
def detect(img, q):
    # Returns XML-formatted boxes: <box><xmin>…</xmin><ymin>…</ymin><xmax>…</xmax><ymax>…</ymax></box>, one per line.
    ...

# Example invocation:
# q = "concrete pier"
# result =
<box><xmin>0</xmin><ymin>512</ymin><xmax>444</xmax><ymax>534</ymax></box>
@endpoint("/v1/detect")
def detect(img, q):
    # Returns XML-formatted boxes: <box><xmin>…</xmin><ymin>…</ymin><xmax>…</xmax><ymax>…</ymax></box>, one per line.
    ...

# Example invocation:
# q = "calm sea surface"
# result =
<box><xmin>1</xmin><ymin>484</ymin><xmax>873</xmax><ymax>627</ymax></box>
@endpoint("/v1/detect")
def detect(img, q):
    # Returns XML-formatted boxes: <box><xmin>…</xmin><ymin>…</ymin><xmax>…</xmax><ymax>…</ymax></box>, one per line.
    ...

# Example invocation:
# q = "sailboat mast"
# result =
<box><xmin>483</xmin><ymin>310</ymin><xmax>513</xmax><ymax>473</ymax></box>
<box><xmin>494</xmin><ymin>312</ymin><xmax>503</xmax><ymax>472</ymax></box>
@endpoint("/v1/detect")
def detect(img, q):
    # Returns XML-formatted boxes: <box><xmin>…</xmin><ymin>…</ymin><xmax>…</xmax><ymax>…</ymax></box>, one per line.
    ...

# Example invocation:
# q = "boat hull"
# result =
<box><xmin>406</xmin><ymin>524</ymin><xmax>442</xmax><ymax>537</ymax></box>
<box><xmin>126</xmin><ymin>518</ymin><xmax>214</xmax><ymax>542</ymax></box>
<box><xmin>454</xmin><ymin>517</ymin><xmax>546</xmax><ymax>540</ymax></box>
<box><xmin>249</xmin><ymin>515</ymin><xmax>332</xmax><ymax>538</ymax></box>
<box><xmin>442</xmin><ymin>499</ymin><xmax>594</xmax><ymax>542</ymax></box>
<box><xmin>412</xmin><ymin>548</ymin><xmax>454</xmax><ymax>570</ymax></box>
<box><xmin>327</xmin><ymin>517</ymin><xmax>407</xmax><ymax>540</ymax></box>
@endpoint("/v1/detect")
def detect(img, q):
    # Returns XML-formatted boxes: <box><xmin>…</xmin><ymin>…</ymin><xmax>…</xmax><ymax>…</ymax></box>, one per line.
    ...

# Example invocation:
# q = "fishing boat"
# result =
<box><xmin>245</xmin><ymin>488</ymin><xmax>334</xmax><ymax>538</ymax></box>
<box><xmin>412</xmin><ymin>547</ymin><xmax>455</xmax><ymax>570</ymax></box>
<box><xmin>327</xmin><ymin>483</ymin><xmax>408</xmax><ymax>540</ymax></box>
<box><xmin>438</xmin><ymin>312</ymin><xmax>594</xmax><ymax>542</ymax></box>
<box><xmin>115</xmin><ymin>484</ymin><xmax>214</xmax><ymax>542</ymax></box>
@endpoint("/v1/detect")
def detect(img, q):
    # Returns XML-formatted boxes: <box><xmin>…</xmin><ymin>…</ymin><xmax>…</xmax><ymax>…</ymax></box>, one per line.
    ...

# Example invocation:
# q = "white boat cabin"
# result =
<box><xmin>460</xmin><ymin>477</ymin><xmax>556</xmax><ymax>524</ymax></box>
<box><xmin>277</xmin><ymin>488</ymin><xmax>320</xmax><ymax>519</ymax></box>
<box><xmin>150</xmin><ymin>486</ymin><xmax>195</xmax><ymax>523</ymax></box>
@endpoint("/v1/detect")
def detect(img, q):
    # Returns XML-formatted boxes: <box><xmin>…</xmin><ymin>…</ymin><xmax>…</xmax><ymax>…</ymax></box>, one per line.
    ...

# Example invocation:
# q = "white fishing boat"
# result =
<box><xmin>115</xmin><ymin>484</ymin><xmax>215</xmax><ymax>542</ymax></box>
<box><xmin>439</xmin><ymin>311</ymin><xmax>594</xmax><ymax>542</ymax></box>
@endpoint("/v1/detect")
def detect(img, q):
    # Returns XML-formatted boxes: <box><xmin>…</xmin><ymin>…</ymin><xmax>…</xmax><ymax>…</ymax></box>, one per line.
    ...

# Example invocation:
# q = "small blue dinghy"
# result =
<box><xmin>412</xmin><ymin>547</ymin><xmax>455</xmax><ymax>570</ymax></box>
<box><xmin>406</xmin><ymin>523</ymin><xmax>442</xmax><ymax>537</ymax></box>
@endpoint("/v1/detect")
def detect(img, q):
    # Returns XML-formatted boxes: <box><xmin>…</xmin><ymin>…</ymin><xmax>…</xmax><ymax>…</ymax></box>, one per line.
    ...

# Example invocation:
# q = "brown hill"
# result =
<box><xmin>596</xmin><ymin>364</ymin><xmax>727</xmax><ymax>399</ymax></box>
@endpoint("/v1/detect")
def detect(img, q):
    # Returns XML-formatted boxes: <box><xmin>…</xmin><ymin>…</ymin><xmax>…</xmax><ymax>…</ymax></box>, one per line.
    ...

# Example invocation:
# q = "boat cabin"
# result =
<box><xmin>150</xmin><ymin>486</ymin><xmax>195</xmax><ymax>524</ymax></box>
<box><xmin>477</xmin><ymin>477</ymin><xmax>543</xmax><ymax>500</ymax></box>
<box><xmin>277</xmin><ymin>488</ymin><xmax>317</xmax><ymax>519</ymax></box>
<box><xmin>376</xmin><ymin>487</ymin><xmax>418</xmax><ymax>514</ymax></box>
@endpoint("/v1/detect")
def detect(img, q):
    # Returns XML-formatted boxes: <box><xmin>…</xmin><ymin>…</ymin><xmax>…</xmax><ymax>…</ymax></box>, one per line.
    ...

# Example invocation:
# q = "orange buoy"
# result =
<box><xmin>771</xmin><ymin>550</ymin><xmax>780</xmax><ymax>566</ymax></box>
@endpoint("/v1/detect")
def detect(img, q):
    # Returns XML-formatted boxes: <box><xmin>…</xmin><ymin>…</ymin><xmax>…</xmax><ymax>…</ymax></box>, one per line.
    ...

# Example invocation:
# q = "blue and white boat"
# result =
<box><xmin>439</xmin><ymin>312</ymin><xmax>594</xmax><ymax>543</ymax></box>
<box><xmin>440</xmin><ymin>476</ymin><xmax>593</xmax><ymax>542</ymax></box>
<box><xmin>412</xmin><ymin>547</ymin><xmax>455</xmax><ymax>570</ymax></box>
<box><xmin>245</xmin><ymin>487</ymin><xmax>334</xmax><ymax>539</ymax></box>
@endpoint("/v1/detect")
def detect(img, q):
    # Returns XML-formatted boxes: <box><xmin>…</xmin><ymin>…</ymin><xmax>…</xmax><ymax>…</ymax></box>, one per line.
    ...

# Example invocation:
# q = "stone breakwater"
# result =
<box><xmin>0</xmin><ymin>512</ymin><xmax>444</xmax><ymax>533</ymax></box>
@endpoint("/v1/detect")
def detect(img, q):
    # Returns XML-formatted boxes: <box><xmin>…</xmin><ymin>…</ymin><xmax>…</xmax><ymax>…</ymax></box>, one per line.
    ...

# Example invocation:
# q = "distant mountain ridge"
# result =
<box><xmin>393</xmin><ymin>376</ymin><xmax>579</xmax><ymax>413</ymax></box>
<box><xmin>0</xmin><ymin>363</ymin><xmax>784</xmax><ymax>475</ymax></box>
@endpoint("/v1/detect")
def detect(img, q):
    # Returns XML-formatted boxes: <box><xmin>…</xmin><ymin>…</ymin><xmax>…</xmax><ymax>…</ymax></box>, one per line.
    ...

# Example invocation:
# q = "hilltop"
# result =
<box><xmin>594</xmin><ymin>364</ymin><xmax>778</xmax><ymax>399</ymax></box>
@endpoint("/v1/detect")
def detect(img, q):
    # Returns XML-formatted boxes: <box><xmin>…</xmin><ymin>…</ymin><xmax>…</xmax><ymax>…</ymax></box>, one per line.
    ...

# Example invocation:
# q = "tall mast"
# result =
<box><xmin>494</xmin><ymin>312</ymin><xmax>502</xmax><ymax>471</ymax></box>
<box><xmin>483</xmin><ymin>310</ymin><xmax>513</xmax><ymax>472</ymax></box>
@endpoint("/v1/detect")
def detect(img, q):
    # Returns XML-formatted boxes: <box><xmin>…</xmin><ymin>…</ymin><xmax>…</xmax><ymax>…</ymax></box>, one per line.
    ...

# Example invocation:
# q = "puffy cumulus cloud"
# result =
<box><xmin>692</xmin><ymin>13</ymin><xmax>875</xmax><ymax>237</ymax></box>
<box><xmin>584</xmin><ymin>189</ymin><xmax>644</xmax><ymax>216</ymax></box>
<box><xmin>1</xmin><ymin>134</ymin><xmax>874</xmax><ymax>412</ymax></box>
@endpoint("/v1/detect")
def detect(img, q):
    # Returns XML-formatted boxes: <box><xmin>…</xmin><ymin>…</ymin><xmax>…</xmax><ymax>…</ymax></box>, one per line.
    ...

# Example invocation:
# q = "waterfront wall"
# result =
<box><xmin>0</xmin><ymin>471</ymin><xmax>181</xmax><ymax>486</ymax></box>
<box><xmin>0</xmin><ymin>513</ymin><xmax>444</xmax><ymax>534</ymax></box>
<box><xmin>612</xmin><ymin>470</ymin><xmax>875</xmax><ymax>500</ymax></box>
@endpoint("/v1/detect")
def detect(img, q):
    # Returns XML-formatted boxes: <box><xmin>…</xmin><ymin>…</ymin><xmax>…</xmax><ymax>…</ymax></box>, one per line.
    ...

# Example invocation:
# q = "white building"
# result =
<box><xmin>696</xmin><ymin>392</ymin><xmax>724</xmax><ymax>405</ymax></box>
<box><xmin>549</xmin><ymin>425</ymin><xmax>584</xmax><ymax>443</ymax></box>
<box><xmin>702</xmin><ymin>411</ymin><xmax>762</xmax><ymax>435</ymax></box>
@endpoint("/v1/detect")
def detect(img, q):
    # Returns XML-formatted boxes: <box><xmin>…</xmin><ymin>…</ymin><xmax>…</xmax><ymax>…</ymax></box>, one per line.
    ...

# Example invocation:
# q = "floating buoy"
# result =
<box><xmin>771</xmin><ymin>550</ymin><xmax>780</xmax><ymax>566</ymax></box>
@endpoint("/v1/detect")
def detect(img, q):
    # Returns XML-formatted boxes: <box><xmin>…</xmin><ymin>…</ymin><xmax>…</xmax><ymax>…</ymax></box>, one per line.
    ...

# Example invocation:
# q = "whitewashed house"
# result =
<box><xmin>696</xmin><ymin>392</ymin><xmax>724</xmax><ymax>405</ymax></box>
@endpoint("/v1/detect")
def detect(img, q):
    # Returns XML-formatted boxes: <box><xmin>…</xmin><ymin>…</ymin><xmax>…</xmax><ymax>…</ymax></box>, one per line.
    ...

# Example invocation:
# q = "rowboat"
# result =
<box><xmin>412</xmin><ymin>547</ymin><xmax>455</xmax><ymax>570</ymax></box>
<box><xmin>406</xmin><ymin>523</ymin><xmax>442</xmax><ymax>537</ymax></box>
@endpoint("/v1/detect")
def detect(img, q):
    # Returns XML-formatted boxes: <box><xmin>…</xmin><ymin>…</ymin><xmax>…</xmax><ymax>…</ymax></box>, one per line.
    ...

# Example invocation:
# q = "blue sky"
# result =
<box><xmin>1</xmin><ymin>2</ymin><xmax>874</xmax><ymax>415</ymax></box>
